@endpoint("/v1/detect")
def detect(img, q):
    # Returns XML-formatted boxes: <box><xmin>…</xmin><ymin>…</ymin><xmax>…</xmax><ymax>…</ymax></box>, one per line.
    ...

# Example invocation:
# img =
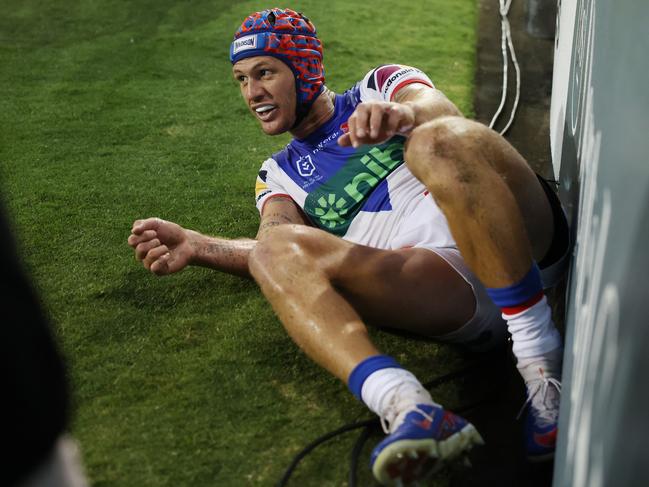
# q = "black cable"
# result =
<box><xmin>276</xmin><ymin>418</ymin><xmax>377</xmax><ymax>487</ymax></box>
<box><xmin>348</xmin><ymin>423</ymin><xmax>377</xmax><ymax>487</ymax></box>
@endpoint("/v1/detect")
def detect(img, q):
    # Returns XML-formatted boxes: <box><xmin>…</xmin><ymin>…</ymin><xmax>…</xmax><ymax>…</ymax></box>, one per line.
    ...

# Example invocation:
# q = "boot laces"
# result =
<box><xmin>379</xmin><ymin>383</ymin><xmax>435</xmax><ymax>434</ymax></box>
<box><xmin>517</xmin><ymin>367</ymin><xmax>562</xmax><ymax>426</ymax></box>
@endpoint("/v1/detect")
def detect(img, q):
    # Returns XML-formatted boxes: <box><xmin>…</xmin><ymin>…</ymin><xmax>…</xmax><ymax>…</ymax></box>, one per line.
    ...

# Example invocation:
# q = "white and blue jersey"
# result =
<box><xmin>254</xmin><ymin>64</ymin><xmax>456</xmax><ymax>251</ymax></box>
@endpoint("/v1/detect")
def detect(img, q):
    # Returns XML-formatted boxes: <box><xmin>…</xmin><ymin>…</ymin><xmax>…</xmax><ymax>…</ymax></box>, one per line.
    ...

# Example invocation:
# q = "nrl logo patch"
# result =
<box><xmin>296</xmin><ymin>154</ymin><xmax>316</xmax><ymax>177</ymax></box>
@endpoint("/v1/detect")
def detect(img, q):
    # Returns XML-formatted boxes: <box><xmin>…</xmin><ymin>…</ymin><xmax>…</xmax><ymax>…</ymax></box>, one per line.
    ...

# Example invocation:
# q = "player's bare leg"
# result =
<box><xmin>405</xmin><ymin>116</ymin><xmax>563</xmax><ymax>461</ymax></box>
<box><xmin>248</xmin><ymin>224</ymin><xmax>476</xmax><ymax>382</ymax></box>
<box><xmin>249</xmin><ymin>225</ymin><xmax>484</xmax><ymax>484</ymax></box>
<box><xmin>404</xmin><ymin>116</ymin><xmax>552</xmax><ymax>285</ymax></box>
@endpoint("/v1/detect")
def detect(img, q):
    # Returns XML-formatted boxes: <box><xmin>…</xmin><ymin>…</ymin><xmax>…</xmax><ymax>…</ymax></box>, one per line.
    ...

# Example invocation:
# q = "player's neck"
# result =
<box><xmin>290</xmin><ymin>88</ymin><xmax>336</xmax><ymax>140</ymax></box>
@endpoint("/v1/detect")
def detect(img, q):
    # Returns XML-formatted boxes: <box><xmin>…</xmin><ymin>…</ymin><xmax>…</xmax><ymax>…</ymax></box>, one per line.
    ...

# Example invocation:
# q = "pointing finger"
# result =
<box><xmin>369</xmin><ymin>104</ymin><xmax>386</xmax><ymax>139</ymax></box>
<box><xmin>353</xmin><ymin>104</ymin><xmax>369</xmax><ymax>140</ymax></box>
<box><xmin>346</xmin><ymin>113</ymin><xmax>360</xmax><ymax>148</ymax></box>
<box><xmin>337</xmin><ymin>133</ymin><xmax>352</xmax><ymax>147</ymax></box>
<box><xmin>385</xmin><ymin>106</ymin><xmax>402</xmax><ymax>137</ymax></box>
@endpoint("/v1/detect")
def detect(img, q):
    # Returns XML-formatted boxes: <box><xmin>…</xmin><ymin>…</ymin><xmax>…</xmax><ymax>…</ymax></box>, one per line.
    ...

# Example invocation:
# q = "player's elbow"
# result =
<box><xmin>430</xmin><ymin>96</ymin><xmax>463</xmax><ymax>119</ymax></box>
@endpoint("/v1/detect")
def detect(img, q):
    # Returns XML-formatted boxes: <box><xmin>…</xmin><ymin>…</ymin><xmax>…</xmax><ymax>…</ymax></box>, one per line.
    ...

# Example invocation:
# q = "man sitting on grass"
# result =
<box><xmin>128</xmin><ymin>8</ymin><xmax>568</xmax><ymax>485</ymax></box>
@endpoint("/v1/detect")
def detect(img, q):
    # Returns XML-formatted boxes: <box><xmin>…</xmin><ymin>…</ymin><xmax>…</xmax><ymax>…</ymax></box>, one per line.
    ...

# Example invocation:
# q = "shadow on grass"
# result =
<box><xmin>95</xmin><ymin>266</ymin><xmax>257</xmax><ymax>309</ymax></box>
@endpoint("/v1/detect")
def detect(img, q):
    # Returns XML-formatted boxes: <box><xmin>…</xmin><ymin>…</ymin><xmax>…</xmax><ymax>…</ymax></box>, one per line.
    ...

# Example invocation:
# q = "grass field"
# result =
<box><xmin>0</xmin><ymin>1</ymin><xmax>478</xmax><ymax>485</ymax></box>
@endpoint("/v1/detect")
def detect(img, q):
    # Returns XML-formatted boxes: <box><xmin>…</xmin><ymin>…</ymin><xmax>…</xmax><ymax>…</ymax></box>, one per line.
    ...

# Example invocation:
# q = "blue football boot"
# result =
<box><xmin>371</xmin><ymin>404</ymin><xmax>484</xmax><ymax>486</ymax></box>
<box><xmin>518</xmin><ymin>362</ymin><xmax>562</xmax><ymax>462</ymax></box>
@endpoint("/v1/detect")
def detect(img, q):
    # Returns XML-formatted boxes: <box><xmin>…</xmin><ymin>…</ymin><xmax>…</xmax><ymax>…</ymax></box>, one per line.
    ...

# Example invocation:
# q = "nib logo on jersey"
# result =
<box><xmin>304</xmin><ymin>138</ymin><xmax>405</xmax><ymax>235</ymax></box>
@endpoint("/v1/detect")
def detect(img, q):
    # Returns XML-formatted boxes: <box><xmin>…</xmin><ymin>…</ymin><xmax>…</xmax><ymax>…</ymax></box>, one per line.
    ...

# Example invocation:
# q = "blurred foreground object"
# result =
<box><xmin>1</xmin><ymin>200</ymin><xmax>87</xmax><ymax>487</ymax></box>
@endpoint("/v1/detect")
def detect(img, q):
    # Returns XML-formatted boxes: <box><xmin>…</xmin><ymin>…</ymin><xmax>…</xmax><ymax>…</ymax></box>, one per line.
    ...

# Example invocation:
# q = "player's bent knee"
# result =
<box><xmin>248</xmin><ymin>225</ymin><xmax>319</xmax><ymax>283</ymax></box>
<box><xmin>405</xmin><ymin>117</ymin><xmax>494</xmax><ymax>202</ymax></box>
<box><xmin>405</xmin><ymin>117</ymin><xmax>485</xmax><ymax>172</ymax></box>
<box><xmin>249</xmin><ymin>225</ymin><xmax>297</xmax><ymax>274</ymax></box>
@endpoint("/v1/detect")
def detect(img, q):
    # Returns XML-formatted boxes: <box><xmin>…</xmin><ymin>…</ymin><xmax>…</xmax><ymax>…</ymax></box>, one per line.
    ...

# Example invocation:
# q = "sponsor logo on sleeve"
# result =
<box><xmin>382</xmin><ymin>67</ymin><xmax>417</xmax><ymax>96</ymax></box>
<box><xmin>233</xmin><ymin>35</ymin><xmax>257</xmax><ymax>55</ymax></box>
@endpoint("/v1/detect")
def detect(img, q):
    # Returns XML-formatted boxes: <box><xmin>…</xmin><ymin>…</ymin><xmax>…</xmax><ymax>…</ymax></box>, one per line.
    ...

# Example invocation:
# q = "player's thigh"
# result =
<box><xmin>329</xmin><ymin>245</ymin><xmax>477</xmax><ymax>336</ymax></box>
<box><xmin>260</xmin><ymin>224</ymin><xmax>476</xmax><ymax>336</ymax></box>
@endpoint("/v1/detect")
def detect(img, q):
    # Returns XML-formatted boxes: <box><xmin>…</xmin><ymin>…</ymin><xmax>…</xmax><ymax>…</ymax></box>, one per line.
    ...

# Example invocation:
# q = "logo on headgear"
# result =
<box><xmin>233</xmin><ymin>35</ymin><xmax>257</xmax><ymax>55</ymax></box>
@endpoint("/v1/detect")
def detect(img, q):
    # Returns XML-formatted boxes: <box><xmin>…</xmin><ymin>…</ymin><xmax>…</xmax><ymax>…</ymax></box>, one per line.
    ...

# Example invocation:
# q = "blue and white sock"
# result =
<box><xmin>349</xmin><ymin>355</ymin><xmax>436</xmax><ymax>432</ymax></box>
<box><xmin>486</xmin><ymin>263</ymin><xmax>562</xmax><ymax>363</ymax></box>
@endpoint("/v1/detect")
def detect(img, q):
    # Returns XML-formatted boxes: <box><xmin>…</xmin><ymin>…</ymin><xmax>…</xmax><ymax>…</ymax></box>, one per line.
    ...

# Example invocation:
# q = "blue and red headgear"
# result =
<box><xmin>230</xmin><ymin>8</ymin><xmax>325</xmax><ymax>125</ymax></box>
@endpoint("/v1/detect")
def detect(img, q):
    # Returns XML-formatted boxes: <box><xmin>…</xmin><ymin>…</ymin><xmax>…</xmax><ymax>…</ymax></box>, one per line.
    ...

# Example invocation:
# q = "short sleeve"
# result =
<box><xmin>254</xmin><ymin>158</ymin><xmax>292</xmax><ymax>214</ymax></box>
<box><xmin>357</xmin><ymin>64</ymin><xmax>435</xmax><ymax>102</ymax></box>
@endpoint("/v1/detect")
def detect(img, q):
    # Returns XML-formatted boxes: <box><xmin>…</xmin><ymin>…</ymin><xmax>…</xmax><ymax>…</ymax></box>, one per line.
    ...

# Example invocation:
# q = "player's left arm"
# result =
<box><xmin>338</xmin><ymin>83</ymin><xmax>462</xmax><ymax>148</ymax></box>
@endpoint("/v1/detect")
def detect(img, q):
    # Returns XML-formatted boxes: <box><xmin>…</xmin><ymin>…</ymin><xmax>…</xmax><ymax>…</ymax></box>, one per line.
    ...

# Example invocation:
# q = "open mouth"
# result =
<box><xmin>254</xmin><ymin>104</ymin><xmax>277</xmax><ymax>121</ymax></box>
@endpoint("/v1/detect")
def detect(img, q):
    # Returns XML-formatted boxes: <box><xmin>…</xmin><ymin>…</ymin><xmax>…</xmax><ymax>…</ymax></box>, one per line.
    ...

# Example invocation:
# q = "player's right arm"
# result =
<box><xmin>338</xmin><ymin>64</ymin><xmax>462</xmax><ymax>148</ymax></box>
<box><xmin>128</xmin><ymin>197</ymin><xmax>307</xmax><ymax>278</ymax></box>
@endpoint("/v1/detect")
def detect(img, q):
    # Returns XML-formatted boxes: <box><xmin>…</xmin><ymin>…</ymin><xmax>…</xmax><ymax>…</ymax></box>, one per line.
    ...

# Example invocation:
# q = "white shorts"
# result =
<box><xmin>422</xmin><ymin>247</ymin><xmax>508</xmax><ymax>352</ymax></box>
<box><xmin>388</xmin><ymin>193</ymin><xmax>508</xmax><ymax>352</ymax></box>
<box><xmin>387</xmin><ymin>179</ymin><xmax>570</xmax><ymax>352</ymax></box>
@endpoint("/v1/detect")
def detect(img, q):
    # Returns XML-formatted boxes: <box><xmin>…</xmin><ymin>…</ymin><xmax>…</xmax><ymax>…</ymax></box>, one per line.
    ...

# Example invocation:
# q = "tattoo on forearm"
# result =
<box><xmin>198</xmin><ymin>239</ymin><xmax>255</xmax><ymax>276</ymax></box>
<box><xmin>265</xmin><ymin>212</ymin><xmax>294</xmax><ymax>224</ymax></box>
<box><xmin>205</xmin><ymin>242</ymin><xmax>236</xmax><ymax>257</ymax></box>
<box><xmin>257</xmin><ymin>211</ymin><xmax>297</xmax><ymax>238</ymax></box>
<box><xmin>259</xmin><ymin>221</ymin><xmax>281</xmax><ymax>232</ymax></box>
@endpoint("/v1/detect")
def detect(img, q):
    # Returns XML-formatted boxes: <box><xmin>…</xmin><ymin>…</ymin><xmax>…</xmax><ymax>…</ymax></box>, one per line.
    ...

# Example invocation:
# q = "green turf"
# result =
<box><xmin>1</xmin><ymin>1</ymin><xmax>477</xmax><ymax>485</ymax></box>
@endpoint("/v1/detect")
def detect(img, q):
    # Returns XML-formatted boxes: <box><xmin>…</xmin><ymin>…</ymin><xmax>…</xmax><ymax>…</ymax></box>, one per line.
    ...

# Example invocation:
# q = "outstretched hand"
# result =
<box><xmin>337</xmin><ymin>100</ymin><xmax>415</xmax><ymax>148</ymax></box>
<box><xmin>128</xmin><ymin>218</ymin><xmax>194</xmax><ymax>275</ymax></box>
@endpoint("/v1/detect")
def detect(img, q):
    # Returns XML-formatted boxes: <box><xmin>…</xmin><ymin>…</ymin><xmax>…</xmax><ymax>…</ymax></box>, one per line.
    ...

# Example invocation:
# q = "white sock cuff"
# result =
<box><xmin>504</xmin><ymin>296</ymin><xmax>562</xmax><ymax>359</ymax></box>
<box><xmin>360</xmin><ymin>368</ymin><xmax>433</xmax><ymax>418</ymax></box>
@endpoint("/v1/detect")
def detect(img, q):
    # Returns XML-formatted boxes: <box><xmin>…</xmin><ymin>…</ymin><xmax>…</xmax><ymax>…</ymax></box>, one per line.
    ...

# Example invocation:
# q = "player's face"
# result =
<box><xmin>233</xmin><ymin>56</ymin><xmax>297</xmax><ymax>135</ymax></box>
